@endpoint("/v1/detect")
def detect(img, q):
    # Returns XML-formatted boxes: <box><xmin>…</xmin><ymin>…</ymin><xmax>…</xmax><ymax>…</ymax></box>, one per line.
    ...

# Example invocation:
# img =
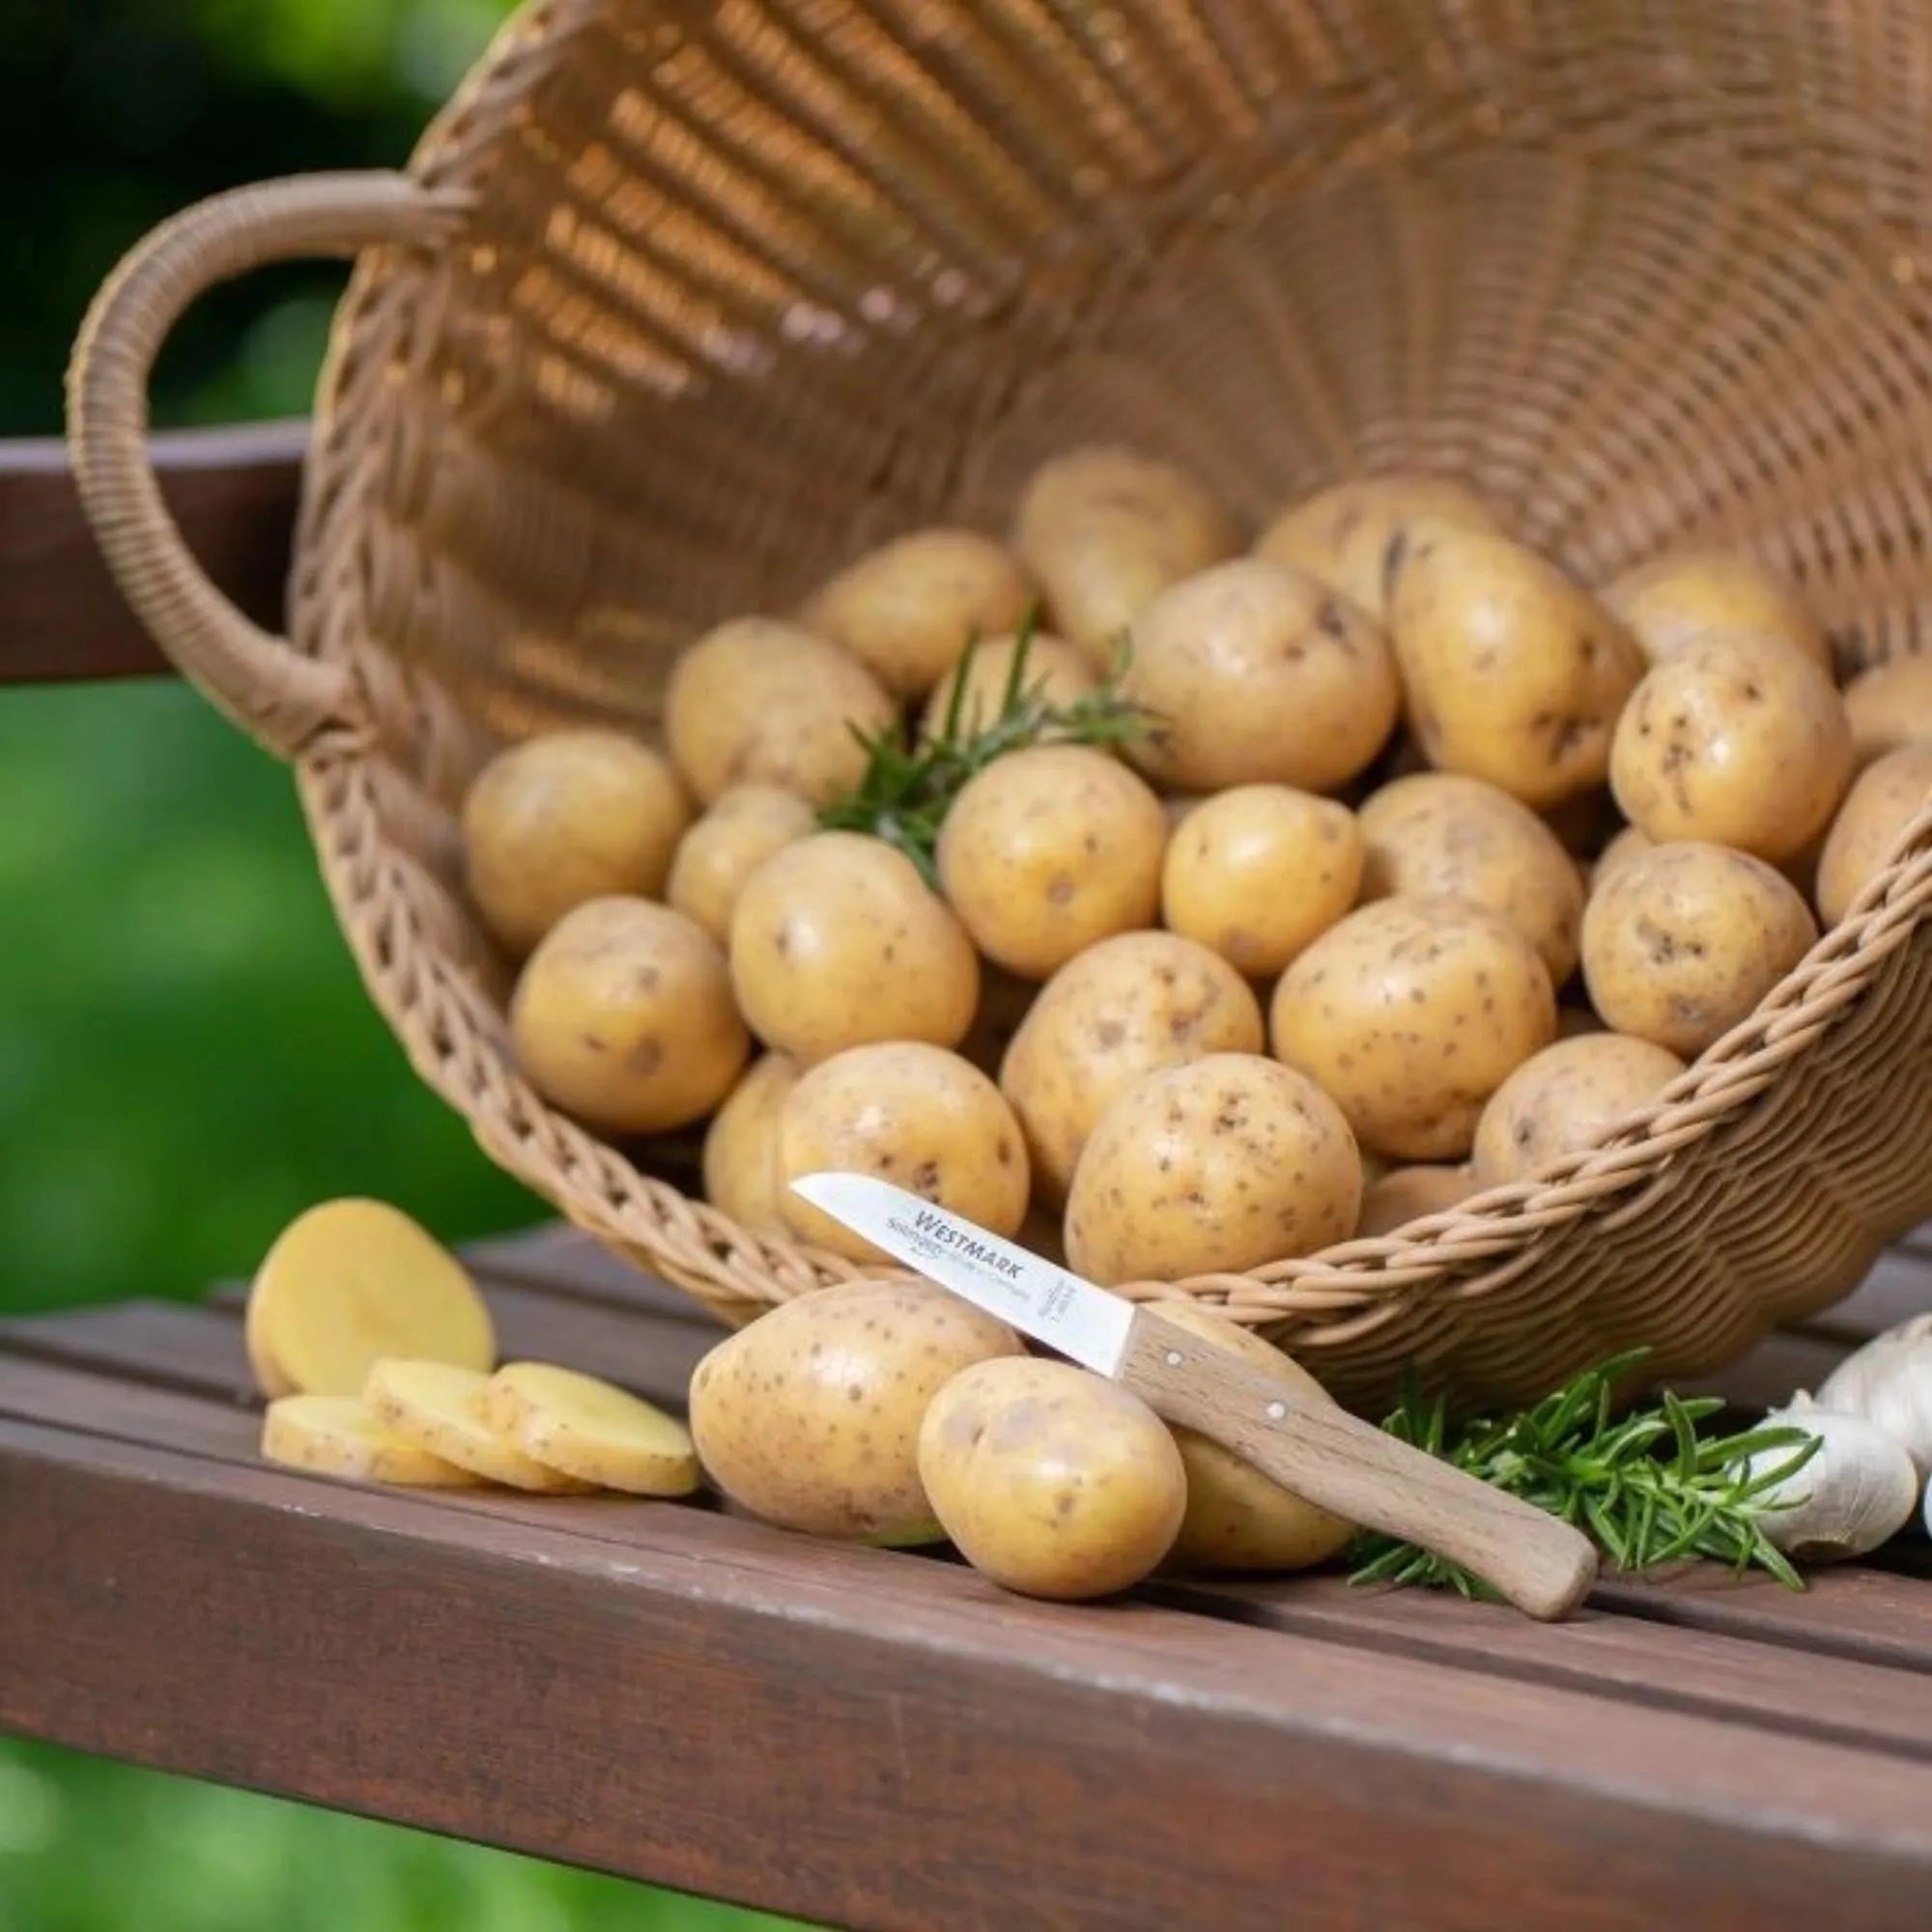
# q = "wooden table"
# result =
<box><xmin>6</xmin><ymin>1223</ymin><xmax>1932</xmax><ymax>1931</ymax></box>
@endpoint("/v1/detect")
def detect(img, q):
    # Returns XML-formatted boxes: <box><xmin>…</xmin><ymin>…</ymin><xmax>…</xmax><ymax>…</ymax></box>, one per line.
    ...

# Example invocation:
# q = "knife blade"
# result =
<box><xmin>791</xmin><ymin>1172</ymin><xmax>1598</xmax><ymax>1622</ymax></box>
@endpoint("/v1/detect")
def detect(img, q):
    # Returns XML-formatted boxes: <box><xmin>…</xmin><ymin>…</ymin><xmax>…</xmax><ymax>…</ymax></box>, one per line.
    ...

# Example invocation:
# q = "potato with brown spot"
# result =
<box><xmin>776</xmin><ymin>1042</ymin><xmax>1030</xmax><ymax>1262</ymax></box>
<box><xmin>1065</xmin><ymin>1055</ymin><xmax>1361</xmax><ymax>1285</ymax></box>
<box><xmin>729</xmin><ymin>832</ymin><xmax>980</xmax><ymax>1061</ymax></box>
<box><xmin>1120</xmin><ymin>558</ymin><xmax>1400</xmax><ymax>794</ymax></box>
<box><xmin>1389</xmin><ymin>523</ymin><xmax>1644</xmax><ymax>807</ymax></box>
<box><xmin>919</xmin><ymin>629</ymin><xmax>1097</xmax><ymax>740</ymax></box>
<box><xmin>1580</xmin><ymin>840</ymin><xmax>1817</xmax><ymax>1056</ymax></box>
<box><xmin>665</xmin><ymin>616</ymin><xmax>897</xmax><ymax>806</ymax></box>
<box><xmin>1471</xmin><ymin>1034</ymin><xmax>1686</xmax><ymax>1188</ymax></box>
<box><xmin>701</xmin><ymin>1053</ymin><xmax>802</xmax><ymax>1236</ymax></box>
<box><xmin>1816</xmin><ymin>743</ymin><xmax>1932</xmax><ymax>926</ymax></box>
<box><xmin>1270</xmin><ymin>895</ymin><xmax>1556</xmax><ymax>1160</ymax></box>
<box><xmin>511</xmin><ymin>897</ymin><xmax>749</xmax><ymax>1134</ymax></box>
<box><xmin>462</xmin><ymin>730</ymin><xmax>692</xmax><ymax>955</ymax></box>
<box><xmin>1355</xmin><ymin>1165</ymin><xmax>1480</xmax><ymax>1238</ymax></box>
<box><xmin>1000</xmin><ymin>931</ymin><xmax>1265</xmax><ymax>1204</ymax></box>
<box><xmin>1609</xmin><ymin>632</ymin><xmax>1851</xmax><ymax>863</ymax></box>
<box><xmin>918</xmin><ymin>1357</ymin><xmax>1186</xmax><ymax>1599</ymax></box>
<box><xmin>1843</xmin><ymin>656</ymin><xmax>1932</xmax><ymax>768</ymax></box>
<box><xmin>1161</xmin><ymin>784</ymin><xmax>1363</xmax><ymax>978</ymax></box>
<box><xmin>1603</xmin><ymin>548</ymin><xmax>1830</xmax><ymax>671</ymax></box>
<box><xmin>1358</xmin><ymin>772</ymin><xmax>1585</xmax><ymax>984</ymax></box>
<box><xmin>937</xmin><ymin>745</ymin><xmax>1167</xmax><ymax>979</ymax></box>
<box><xmin>690</xmin><ymin>1280</ymin><xmax>1024</xmax><ymax>1543</ymax></box>
<box><xmin>667</xmin><ymin>784</ymin><xmax>817</xmax><ymax>943</ymax></box>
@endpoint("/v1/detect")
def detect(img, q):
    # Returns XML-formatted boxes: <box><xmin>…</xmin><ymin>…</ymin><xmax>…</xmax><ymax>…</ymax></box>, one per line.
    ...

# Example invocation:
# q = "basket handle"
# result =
<box><xmin>67</xmin><ymin>171</ymin><xmax>469</xmax><ymax>760</ymax></box>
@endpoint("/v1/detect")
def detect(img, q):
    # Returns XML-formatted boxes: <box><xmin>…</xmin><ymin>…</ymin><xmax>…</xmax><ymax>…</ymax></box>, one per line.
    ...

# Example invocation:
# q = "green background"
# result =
<box><xmin>4</xmin><ymin>3</ymin><xmax>789</xmax><ymax>1925</ymax></box>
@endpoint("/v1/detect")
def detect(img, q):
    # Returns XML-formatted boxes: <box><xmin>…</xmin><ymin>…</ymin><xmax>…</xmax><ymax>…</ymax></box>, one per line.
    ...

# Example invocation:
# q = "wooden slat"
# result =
<box><xmin>0</xmin><ymin>424</ymin><xmax>304</xmax><ymax>685</ymax></box>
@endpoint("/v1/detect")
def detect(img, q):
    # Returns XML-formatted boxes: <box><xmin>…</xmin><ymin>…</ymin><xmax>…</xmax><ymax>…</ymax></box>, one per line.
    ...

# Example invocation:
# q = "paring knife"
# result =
<box><xmin>790</xmin><ymin>1172</ymin><xmax>1598</xmax><ymax>1622</ymax></box>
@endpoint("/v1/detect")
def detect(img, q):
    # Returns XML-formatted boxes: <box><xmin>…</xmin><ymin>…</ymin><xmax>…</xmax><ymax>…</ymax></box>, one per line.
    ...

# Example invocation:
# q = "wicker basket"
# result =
<box><xmin>69</xmin><ymin>0</ymin><xmax>1932</xmax><ymax>1411</ymax></box>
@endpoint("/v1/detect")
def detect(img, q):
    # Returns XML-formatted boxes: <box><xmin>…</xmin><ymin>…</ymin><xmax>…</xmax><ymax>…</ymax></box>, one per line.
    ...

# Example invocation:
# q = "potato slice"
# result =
<box><xmin>482</xmin><ymin>1362</ymin><xmax>700</xmax><ymax>1496</ymax></box>
<box><xmin>364</xmin><ymin>1359</ymin><xmax>594</xmax><ymax>1492</ymax></box>
<box><xmin>247</xmin><ymin>1199</ymin><xmax>497</xmax><ymax>1399</ymax></box>
<box><xmin>261</xmin><ymin>1394</ymin><xmax>483</xmax><ymax>1488</ymax></box>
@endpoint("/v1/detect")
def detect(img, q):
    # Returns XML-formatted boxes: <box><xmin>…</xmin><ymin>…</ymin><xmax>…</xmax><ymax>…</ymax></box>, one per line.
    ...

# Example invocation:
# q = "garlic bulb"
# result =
<box><xmin>1816</xmin><ymin>1314</ymin><xmax>1932</xmax><ymax>1485</ymax></box>
<box><xmin>1747</xmin><ymin>1394</ymin><xmax>1917</xmax><ymax>1564</ymax></box>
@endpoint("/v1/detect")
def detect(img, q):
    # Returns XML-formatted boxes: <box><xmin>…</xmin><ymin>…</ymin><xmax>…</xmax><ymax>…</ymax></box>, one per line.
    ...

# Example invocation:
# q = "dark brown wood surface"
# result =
<box><xmin>6</xmin><ymin>1228</ymin><xmax>1932</xmax><ymax>1930</ymax></box>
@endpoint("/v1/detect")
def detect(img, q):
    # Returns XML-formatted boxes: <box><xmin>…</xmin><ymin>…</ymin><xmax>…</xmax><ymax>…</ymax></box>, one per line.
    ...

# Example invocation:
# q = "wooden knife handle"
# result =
<box><xmin>1121</xmin><ymin>1310</ymin><xmax>1598</xmax><ymax>1621</ymax></box>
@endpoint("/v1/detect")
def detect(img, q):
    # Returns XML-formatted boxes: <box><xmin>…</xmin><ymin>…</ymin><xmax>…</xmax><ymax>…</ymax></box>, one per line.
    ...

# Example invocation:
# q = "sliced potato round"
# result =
<box><xmin>482</xmin><ymin>1362</ymin><xmax>699</xmax><ymax>1496</ymax></box>
<box><xmin>364</xmin><ymin>1358</ymin><xmax>594</xmax><ymax>1492</ymax></box>
<box><xmin>261</xmin><ymin>1394</ymin><xmax>483</xmax><ymax>1488</ymax></box>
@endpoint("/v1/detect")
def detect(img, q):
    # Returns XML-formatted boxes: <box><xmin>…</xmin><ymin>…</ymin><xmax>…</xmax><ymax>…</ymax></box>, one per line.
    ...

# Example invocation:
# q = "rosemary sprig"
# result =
<box><xmin>816</xmin><ymin>609</ymin><xmax>1154</xmax><ymax>884</ymax></box>
<box><xmin>1350</xmin><ymin>1349</ymin><xmax>1822</xmax><ymax>1598</ymax></box>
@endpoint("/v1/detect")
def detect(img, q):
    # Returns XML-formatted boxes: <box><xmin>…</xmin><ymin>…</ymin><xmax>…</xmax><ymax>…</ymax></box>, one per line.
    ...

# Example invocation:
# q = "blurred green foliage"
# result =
<box><xmin>4</xmin><ymin>3</ymin><xmax>801</xmax><ymax>1926</ymax></box>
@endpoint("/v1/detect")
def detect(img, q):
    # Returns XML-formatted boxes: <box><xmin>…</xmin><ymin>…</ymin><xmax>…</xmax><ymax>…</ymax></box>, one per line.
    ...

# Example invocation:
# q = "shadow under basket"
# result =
<box><xmin>68</xmin><ymin>0</ymin><xmax>1932</xmax><ymax>1412</ymax></box>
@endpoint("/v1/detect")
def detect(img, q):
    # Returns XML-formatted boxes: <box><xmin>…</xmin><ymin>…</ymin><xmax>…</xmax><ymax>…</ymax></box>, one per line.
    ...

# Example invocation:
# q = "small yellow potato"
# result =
<box><xmin>1843</xmin><ymin>656</ymin><xmax>1932</xmax><ymax>768</ymax></box>
<box><xmin>1148</xmin><ymin>1300</ymin><xmax>1355</xmax><ymax>1575</ymax></box>
<box><xmin>1389</xmin><ymin>524</ymin><xmax>1645</xmax><ymax>807</ymax></box>
<box><xmin>665</xmin><ymin>616</ymin><xmax>897</xmax><ymax>806</ymax></box>
<box><xmin>1470</xmin><ymin>1034</ymin><xmax>1687</xmax><ymax>1188</ymax></box>
<box><xmin>1001</xmin><ymin>931</ymin><xmax>1266</xmax><ymax>1203</ymax></box>
<box><xmin>1014</xmin><ymin>445</ymin><xmax>1239</xmax><ymax>665</ymax></box>
<box><xmin>1603</xmin><ymin>548</ymin><xmax>1831</xmax><ymax>670</ymax></box>
<box><xmin>937</xmin><ymin>745</ymin><xmax>1166</xmax><ymax>979</ymax></box>
<box><xmin>481</xmin><ymin>1362</ymin><xmax>699</xmax><ymax>1496</ymax></box>
<box><xmin>1358</xmin><ymin>773</ymin><xmax>1585</xmax><ymax>983</ymax></box>
<box><xmin>511</xmin><ymin>897</ymin><xmax>750</xmax><ymax>1133</ymax></box>
<box><xmin>1254</xmin><ymin>473</ymin><xmax>1501</xmax><ymax>620</ymax></box>
<box><xmin>1816</xmin><ymin>743</ymin><xmax>1932</xmax><ymax>926</ymax></box>
<box><xmin>1593</xmin><ymin>824</ymin><xmax>1654</xmax><ymax>890</ymax></box>
<box><xmin>802</xmin><ymin>528</ymin><xmax>1034</xmax><ymax>696</ymax></box>
<box><xmin>1609</xmin><ymin>632</ymin><xmax>1852</xmax><ymax>863</ymax></box>
<box><xmin>728</xmin><ymin>832</ymin><xmax>980</xmax><ymax>1061</ymax></box>
<box><xmin>460</xmin><ymin>730</ymin><xmax>692</xmax><ymax>956</ymax></box>
<box><xmin>364</xmin><ymin>1359</ymin><xmax>594</xmax><ymax>1492</ymax></box>
<box><xmin>1065</xmin><ymin>1056</ymin><xmax>1360</xmax><ymax>1284</ymax></box>
<box><xmin>775</xmin><ymin>1042</ymin><xmax>1030</xmax><ymax>1262</ymax></box>
<box><xmin>261</xmin><ymin>1394</ymin><xmax>483</xmax><ymax>1488</ymax></box>
<box><xmin>1121</xmin><ymin>559</ymin><xmax>1400</xmax><ymax>794</ymax></box>
<box><xmin>688</xmin><ymin>1279</ymin><xmax>1024</xmax><ymax>1541</ymax></box>
<box><xmin>700</xmin><ymin>1053</ymin><xmax>802</xmax><ymax>1236</ymax></box>
<box><xmin>1270</xmin><ymin>895</ymin><xmax>1556</xmax><ymax>1160</ymax></box>
<box><xmin>918</xmin><ymin>1357</ymin><xmax>1186</xmax><ymax>1599</ymax></box>
<box><xmin>1355</xmin><ymin>1165</ymin><xmax>1480</xmax><ymax>1238</ymax></box>
<box><xmin>666</xmin><ymin>785</ymin><xmax>817</xmax><ymax>944</ymax></box>
<box><xmin>1580</xmin><ymin>840</ymin><xmax>1818</xmax><ymax>1056</ymax></box>
<box><xmin>919</xmin><ymin>630</ymin><xmax>1097</xmax><ymax>740</ymax></box>
<box><xmin>246</xmin><ymin>1199</ymin><xmax>496</xmax><ymax>1400</ymax></box>
<box><xmin>1160</xmin><ymin>784</ymin><xmax>1363</xmax><ymax>978</ymax></box>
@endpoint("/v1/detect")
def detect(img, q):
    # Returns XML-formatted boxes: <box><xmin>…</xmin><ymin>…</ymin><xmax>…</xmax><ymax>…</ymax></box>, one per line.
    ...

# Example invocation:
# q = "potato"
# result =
<box><xmin>1065</xmin><ymin>1056</ymin><xmax>1360</xmax><ymax>1284</ymax></box>
<box><xmin>1603</xmin><ymin>548</ymin><xmax>1831</xmax><ymax>671</ymax></box>
<box><xmin>918</xmin><ymin>1357</ymin><xmax>1186</xmax><ymax>1599</ymax></box>
<box><xmin>261</xmin><ymin>1395</ymin><xmax>483</xmax><ymax>1488</ymax></box>
<box><xmin>1120</xmin><ymin>558</ymin><xmax>1400</xmax><ymax>793</ymax></box>
<box><xmin>1148</xmin><ymin>1300</ymin><xmax>1355</xmax><ymax>1574</ymax></box>
<box><xmin>1470</xmin><ymin>1034</ymin><xmax>1687</xmax><ymax>1187</ymax></box>
<box><xmin>1160</xmin><ymin>784</ymin><xmax>1363</xmax><ymax>978</ymax></box>
<box><xmin>1000</xmin><ymin>931</ymin><xmax>1265</xmax><ymax>1203</ymax></box>
<box><xmin>1842</xmin><ymin>656</ymin><xmax>1932</xmax><ymax>768</ymax></box>
<box><xmin>481</xmin><ymin>1363</ymin><xmax>699</xmax><ymax>1496</ymax></box>
<box><xmin>665</xmin><ymin>616</ymin><xmax>897</xmax><ymax>806</ymax></box>
<box><xmin>462</xmin><ymin>730</ymin><xmax>691</xmax><ymax>955</ymax></box>
<box><xmin>936</xmin><ymin>745</ymin><xmax>1166</xmax><ymax>979</ymax></box>
<box><xmin>1816</xmin><ymin>743</ymin><xmax>1932</xmax><ymax>926</ymax></box>
<box><xmin>775</xmin><ymin>1042</ymin><xmax>1030</xmax><ymax>1262</ymax></box>
<box><xmin>802</xmin><ymin>528</ymin><xmax>1033</xmax><ymax>696</ymax></box>
<box><xmin>666</xmin><ymin>784</ymin><xmax>817</xmax><ymax>943</ymax></box>
<box><xmin>1580</xmin><ymin>841</ymin><xmax>1817</xmax><ymax>1056</ymax></box>
<box><xmin>920</xmin><ymin>630</ymin><xmax>1097</xmax><ymax>740</ymax></box>
<box><xmin>728</xmin><ymin>832</ymin><xmax>979</xmax><ymax>1061</ymax></box>
<box><xmin>701</xmin><ymin>1053</ymin><xmax>802</xmax><ymax>1235</ymax></box>
<box><xmin>1609</xmin><ymin>632</ymin><xmax>1852</xmax><ymax>863</ymax></box>
<box><xmin>688</xmin><ymin>1279</ymin><xmax>1023</xmax><ymax>1542</ymax></box>
<box><xmin>364</xmin><ymin>1359</ymin><xmax>594</xmax><ymax>1492</ymax></box>
<box><xmin>1355</xmin><ymin>1165</ymin><xmax>1479</xmax><ymax>1238</ymax></box>
<box><xmin>246</xmin><ymin>1199</ymin><xmax>496</xmax><ymax>1400</ymax></box>
<box><xmin>1358</xmin><ymin>773</ymin><xmax>1585</xmax><ymax>983</ymax></box>
<box><xmin>1593</xmin><ymin>823</ymin><xmax>1654</xmax><ymax>889</ymax></box>
<box><xmin>1014</xmin><ymin>445</ymin><xmax>1238</xmax><ymax>666</ymax></box>
<box><xmin>512</xmin><ymin>897</ymin><xmax>750</xmax><ymax>1133</ymax></box>
<box><xmin>1388</xmin><ymin>524</ymin><xmax>1644</xmax><ymax>807</ymax></box>
<box><xmin>1270</xmin><ymin>895</ymin><xmax>1556</xmax><ymax>1160</ymax></box>
<box><xmin>1253</xmin><ymin>473</ymin><xmax>1501</xmax><ymax>620</ymax></box>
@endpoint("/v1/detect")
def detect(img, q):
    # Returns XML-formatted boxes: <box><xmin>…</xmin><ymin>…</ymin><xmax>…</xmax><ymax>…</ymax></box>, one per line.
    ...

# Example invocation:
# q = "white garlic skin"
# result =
<box><xmin>1816</xmin><ymin>1313</ymin><xmax>1932</xmax><ymax>1486</ymax></box>
<box><xmin>1749</xmin><ymin>1394</ymin><xmax>1917</xmax><ymax>1565</ymax></box>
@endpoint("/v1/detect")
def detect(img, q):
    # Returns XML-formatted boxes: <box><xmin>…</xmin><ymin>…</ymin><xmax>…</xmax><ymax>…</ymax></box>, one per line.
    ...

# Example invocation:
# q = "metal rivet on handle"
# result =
<box><xmin>1265</xmin><ymin>1401</ymin><xmax>1287</xmax><ymax>1420</ymax></box>
<box><xmin>1165</xmin><ymin>1350</ymin><xmax>1182</xmax><ymax>1367</ymax></box>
